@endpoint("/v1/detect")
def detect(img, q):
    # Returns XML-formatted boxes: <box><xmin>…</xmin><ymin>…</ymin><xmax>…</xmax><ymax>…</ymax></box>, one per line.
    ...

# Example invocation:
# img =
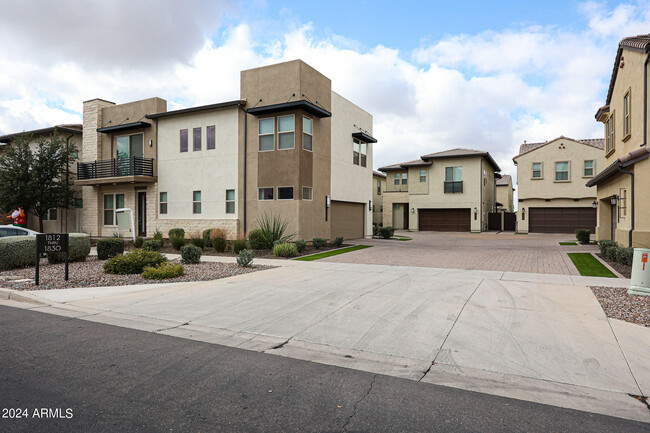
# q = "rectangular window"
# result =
<box><xmin>73</xmin><ymin>198</ymin><xmax>83</xmax><ymax>209</ymax></box>
<box><xmin>44</xmin><ymin>208</ymin><xmax>57</xmax><ymax>220</ymax></box>
<box><xmin>555</xmin><ymin>161</ymin><xmax>569</xmax><ymax>181</ymax></box>
<box><xmin>193</xmin><ymin>127</ymin><xmax>201</xmax><ymax>151</ymax></box>
<box><xmin>278</xmin><ymin>187</ymin><xmax>294</xmax><ymax>200</ymax></box>
<box><xmin>259</xmin><ymin>118</ymin><xmax>274</xmax><ymax>151</ymax></box>
<box><xmin>302</xmin><ymin>116</ymin><xmax>313</xmax><ymax>151</ymax></box>
<box><xmin>420</xmin><ymin>169</ymin><xmax>426</xmax><ymax>183</ymax></box>
<box><xmin>444</xmin><ymin>167</ymin><xmax>463</xmax><ymax>193</ymax></box>
<box><xmin>103</xmin><ymin>194</ymin><xmax>114</xmax><ymax>226</ymax></box>
<box><xmin>258</xmin><ymin>187</ymin><xmax>274</xmax><ymax>200</ymax></box>
<box><xmin>624</xmin><ymin>91</ymin><xmax>630</xmax><ymax>138</ymax></box>
<box><xmin>207</xmin><ymin>125</ymin><xmax>215</xmax><ymax>150</ymax></box>
<box><xmin>360</xmin><ymin>142</ymin><xmax>367</xmax><ymax>167</ymax></box>
<box><xmin>278</xmin><ymin>115</ymin><xmax>295</xmax><ymax>149</ymax></box>
<box><xmin>377</xmin><ymin>179</ymin><xmax>381</xmax><ymax>195</ymax></box>
<box><xmin>394</xmin><ymin>173</ymin><xmax>400</xmax><ymax>185</ymax></box>
<box><xmin>180</xmin><ymin>129</ymin><xmax>188</xmax><ymax>153</ymax></box>
<box><xmin>353</xmin><ymin>139</ymin><xmax>360</xmax><ymax>165</ymax></box>
<box><xmin>193</xmin><ymin>191</ymin><xmax>201</xmax><ymax>214</ymax></box>
<box><xmin>401</xmin><ymin>172</ymin><xmax>408</xmax><ymax>185</ymax></box>
<box><xmin>225</xmin><ymin>189</ymin><xmax>235</xmax><ymax>214</ymax></box>
<box><xmin>606</xmin><ymin>115</ymin><xmax>615</xmax><ymax>153</ymax></box>
<box><xmin>159</xmin><ymin>192</ymin><xmax>167</xmax><ymax>214</ymax></box>
<box><xmin>584</xmin><ymin>160</ymin><xmax>594</xmax><ymax>177</ymax></box>
<box><xmin>302</xmin><ymin>186</ymin><xmax>313</xmax><ymax>200</ymax></box>
<box><xmin>532</xmin><ymin>162</ymin><xmax>542</xmax><ymax>178</ymax></box>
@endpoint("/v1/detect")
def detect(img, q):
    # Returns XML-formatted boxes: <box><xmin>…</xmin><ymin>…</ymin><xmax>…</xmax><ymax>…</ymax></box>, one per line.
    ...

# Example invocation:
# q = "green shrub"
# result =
<box><xmin>134</xmin><ymin>237</ymin><xmax>144</xmax><ymax>248</ymax></box>
<box><xmin>143</xmin><ymin>239</ymin><xmax>162</xmax><ymax>251</ymax></box>
<box><xmin>605</xmin><ymin>244</ymin><xmax>619</xmax><ymax>262</ymax></box>
<box><xmin>47</xmin><ymin>233</ymin><xmax>91</xmax><ymax>264</ymax></box>
<box><xmin>168</xmin><ymin>228</ymin><xmax>185</xmax><ymax>239</ymax></box>
<box><xmin>237</xmin><ymin>249</ymin><xmax>254</xmax><ymax>267</ymax></box>
<box><xmin>378</xmin><ymin>226</ymin><xmax>394</xmax><ymax>239</ymax></box>
<box><xmin>312</xmin><ymin>238</ymin><xmax>327</xmax><ymax>248</ymax></box>
<box><xmin>575</xmin><ymin>229</ymin><xmax>590</xmax><ymax>245</ymax></box>
<box><xmin>189</xmin><ymin>232</ymin><xmax>205</xmax><ymax>249</ymax></box>
<box><xmin>254</xmin><ymin>213</ymin><xmax>294</xmax><ymax>249</ymax></box>
<box><xmin>599</xmin><ymin>240</ymin><xmax>617</xmax><ymax>255</ymax></box>
<box><xmin>210</xmin><ymin>228</ymin><xmax>227</xmax><ymax>252</ymax></box>
<box><xmin>142</xmin><ymin>262</ymin><xmax>185</xmax><ymax>280</ymax></box>
<box><xmin>372</xmin><ymin>224</ymin><xmax>380</xmax><ymax>236</ymax></box>
<box><xmin>181</xmin><ymin>244</ymin><xmax>202</xmax><ymax>264</ymax></box>
<box><xmin>170</xmin><ymin>235</ymin><xmax>185</xmax><ymax>251</ymax></box>
<box><xmin>273</xmin><ymin>242</ymin><xmax>298</xmax><ymax>257</ymax></box>
<box><xmin>103</xmin><ymin>250</ymin><xmax>166</xmax><ymax>275</ymax></box>
<box><xmin>0</xmin><ymin>236</ymin><xmax>37</xmax><ymax>271</ymax></box>
<box><xmin>294</xmin><ymin>239</ymin><xmax>306</xmax><ymax>253</ymax></box>
<box><xmin>202</xmin><ymin>229</ymin><xmax>213</xmax><ymax>246</ymax></box>
<box><xmin>233</xmin><ymin>238</ymin><xmax>247</xmax><ymax>254</ymax></box>
<box><xmin>153</xmin><ymin>229</ymin><xmax>163</xmax><ymax>241</ymax></box>
<box><xmin>248</xmin><ymin>229</ymin><xmax>265</xmax><ymax>249</ymax></box>
<box><xmin>97</xmin><ymin>237</ymin><xmax>125</xmax><ymax>260</ymax></box>
<box><xmin>616</xmin><ymin>246</ymin><xmax>634</xmax><ymax>266</ymax></box>
<box><xmin>332</xmin><ymin>237</ymin><xmax>344</xmax><ymax>247</ymax></box>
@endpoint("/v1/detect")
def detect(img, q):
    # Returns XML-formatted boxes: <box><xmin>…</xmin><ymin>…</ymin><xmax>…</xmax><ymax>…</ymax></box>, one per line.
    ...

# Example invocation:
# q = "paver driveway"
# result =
<box><xmin>334</xmin><ymin>231</ymin><xmax>602</xmax><ymax>275</ymax></box>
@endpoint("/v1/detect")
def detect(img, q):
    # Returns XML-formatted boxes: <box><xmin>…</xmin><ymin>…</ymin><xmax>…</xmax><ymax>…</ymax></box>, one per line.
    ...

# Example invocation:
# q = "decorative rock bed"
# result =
<box><xmin>590</xmin><ymin>286</ymin><xmax>650</xmax><ymax>327</ymax></box>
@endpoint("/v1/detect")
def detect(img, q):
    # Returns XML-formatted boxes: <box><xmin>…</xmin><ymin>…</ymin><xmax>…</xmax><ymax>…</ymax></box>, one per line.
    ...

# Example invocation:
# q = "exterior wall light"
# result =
<box><xmin>473</xmin><ymin>207</ymin><xmax>478</xmax><ymax>220</ymax></box>
<box><xmin>592</xmin><ymin>200</ymin><xmax>598</xmax><ymax>209</ymax></box>
<box><xmin>369</xmin><ymin>200</ymin><xmax>373</xmax><ymax>211</ymax></box>
<box><xmin>610</xmin><ymin>195</ymin><xmax>618</xmax><ymax>206</ymax></box>
<box><xmin>522</xmin><ymin>208</ymin><xmax>525</xmax><ymax>220</ymax></box>
<box><xmin>411</xmin><ymin>207</ymin><xmax>415</xmax><ymax>213</ymax></box>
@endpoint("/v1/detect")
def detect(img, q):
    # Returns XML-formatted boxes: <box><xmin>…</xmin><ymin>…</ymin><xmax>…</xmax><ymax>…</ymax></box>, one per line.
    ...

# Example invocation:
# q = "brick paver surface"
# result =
<box><xmin>330</xmin><ymin>232</ymin><xmax>600</xmax><ymax>275</ymax></box>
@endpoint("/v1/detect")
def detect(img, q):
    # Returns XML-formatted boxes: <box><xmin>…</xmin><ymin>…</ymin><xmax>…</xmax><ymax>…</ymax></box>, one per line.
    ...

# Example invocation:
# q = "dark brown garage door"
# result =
<box><xmin>528</xmin><ymin>207</ymin><xmax>596</xmax><ymax>234</ymax></box>
<box><xmin>418</xmin><ymin>208</ymin><xmax>471</xmax><ymax>232</ymax></box>
<box><xmin>331</xmin><ymin>201</ymin><xmax>365</xmax><ymax>239</ymax></box>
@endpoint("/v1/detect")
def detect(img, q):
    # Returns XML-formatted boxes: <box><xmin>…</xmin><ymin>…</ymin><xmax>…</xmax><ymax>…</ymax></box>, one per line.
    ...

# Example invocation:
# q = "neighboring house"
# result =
<box><xmin>513</xmin><ymin>136</ymin><xmax>604</xmax><ymax>234</ymax></box>
<box><xmin>496</xmin><ymin>174</ymin><xmax>514</xmax><ymax>212</ymax></box>
<box><xmin>78</xmin><ymin>60</ymin><xmax>376</xmax><ymax>240</ymax></box>
<box><xmin>0</xmin><ymin>124</ymin><xmax>83</xmax><ymax>233</ymax></box>
<box><xmin>588</xmin><ymin>34</ymin><xmax>650</xmax><ymax>248</ymax></box>
<box><xmin>378</xmin><ymin>149</ymin><xmax>501</xmax><ymax>232</ymax></box>
<box><xmin>372</xmin><ymin>170</ymin><xmax>386</xmax><ymax>225</ymax></box>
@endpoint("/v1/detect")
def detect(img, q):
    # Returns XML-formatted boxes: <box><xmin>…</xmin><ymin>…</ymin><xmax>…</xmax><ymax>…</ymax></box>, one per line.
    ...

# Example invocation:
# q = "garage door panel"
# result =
<box><xmin>529</xmin><ymin>207</ymin><xmax>596</xmax><ymax>234</ymax></box>
<box><xmin>331</xmin><ymin>201</ymin><xmax>364</xmax><ymax>239</ymax></box>
<box><xmin>419</xmin><ymin>209</ymin><xmax>471</xmax><ymax>232</ymax></box>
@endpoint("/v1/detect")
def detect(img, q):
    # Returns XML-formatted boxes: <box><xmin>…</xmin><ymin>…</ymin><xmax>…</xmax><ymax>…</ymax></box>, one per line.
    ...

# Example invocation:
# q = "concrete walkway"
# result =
<box><xmin>1</xmin><ymin>261</ymin><xmax>647</xmax><ymax>423</ymax></box>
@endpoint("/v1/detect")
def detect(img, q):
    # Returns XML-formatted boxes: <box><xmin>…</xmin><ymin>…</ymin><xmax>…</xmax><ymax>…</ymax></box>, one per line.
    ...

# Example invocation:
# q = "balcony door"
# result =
<box><xmin>116</xmin><ymin>134</ymin><xmax>144</xmax><ymax>176</ymax></box>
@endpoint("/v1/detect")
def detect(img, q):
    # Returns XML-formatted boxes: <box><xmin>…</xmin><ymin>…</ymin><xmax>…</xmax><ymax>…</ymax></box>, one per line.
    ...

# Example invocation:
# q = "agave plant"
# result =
<box><xmin>255</xmin><ymin>212</ymin><xmax>294</xmax><ymax>249</ymax></box>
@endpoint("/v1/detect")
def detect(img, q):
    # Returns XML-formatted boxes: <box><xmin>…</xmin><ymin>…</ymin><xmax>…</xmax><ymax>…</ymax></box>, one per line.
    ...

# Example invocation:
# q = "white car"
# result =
<box><xmin>0</xmin><ymin>225</ymin><xmax>40</xmax><ymax>237</ymax></box>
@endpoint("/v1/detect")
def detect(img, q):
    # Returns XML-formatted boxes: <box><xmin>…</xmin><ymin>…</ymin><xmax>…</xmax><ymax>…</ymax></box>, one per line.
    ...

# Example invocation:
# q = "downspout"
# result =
<box><xmin>479</xmin><ymin>159</ymin><xmax>483</xmax><ymax>231</ymax></box>
<box><xmin>643</xmin><ymin>48</ymin><xmax>649</xmax><ymax>149</ymax></box>
<box><xmin>618</xmin><ymin>167</ymin><xmax>634</xmax><ymax>247</ymax></box>
<box><xmin>241</xmin><ymin>104</ymin><xmax>248</xmax><ymax>235</ymax></box>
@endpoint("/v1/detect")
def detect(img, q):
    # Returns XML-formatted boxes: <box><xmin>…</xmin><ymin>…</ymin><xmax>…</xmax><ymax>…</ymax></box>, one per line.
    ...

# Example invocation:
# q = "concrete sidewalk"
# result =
<box><xmin>1</xmin><ymin>262</ymin><xmax>647</xmax><ymax>423</ymax></box>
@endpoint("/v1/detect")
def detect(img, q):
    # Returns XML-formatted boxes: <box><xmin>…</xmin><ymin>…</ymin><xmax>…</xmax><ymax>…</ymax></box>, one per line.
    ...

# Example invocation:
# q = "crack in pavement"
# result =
<box><xmin>628</xmin><ymin>394</ymin><xmax>650</xmax><ymax>411</ymax></box>
<box><xmin>342</xmin><ymin>374</ymin><xmax>377</xmax><ymax>432</ymax></box>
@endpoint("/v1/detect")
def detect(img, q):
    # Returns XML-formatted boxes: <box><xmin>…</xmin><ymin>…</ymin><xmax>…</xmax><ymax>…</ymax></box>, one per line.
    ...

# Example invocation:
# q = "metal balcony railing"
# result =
<box><xmin>444</xmin><ymin>180</ymin><xmax>463</xmax><ymax>193</ymax></box>
<box><xmin>77</xmin><ymin>156</ymin><xmax>154</xmax><ymax>180</ymax></box>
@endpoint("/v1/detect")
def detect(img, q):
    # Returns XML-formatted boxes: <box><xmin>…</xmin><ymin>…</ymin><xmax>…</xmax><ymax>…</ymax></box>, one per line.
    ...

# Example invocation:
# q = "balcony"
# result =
<box><xmin>76</xmin><ymin>156</ymin><xmax>156</xmax><ymax>186</ymax></box>
<box><xmin>444</xmin><ymin>181</ymin><xmax>463</xmax><ymax>193</ymax></box>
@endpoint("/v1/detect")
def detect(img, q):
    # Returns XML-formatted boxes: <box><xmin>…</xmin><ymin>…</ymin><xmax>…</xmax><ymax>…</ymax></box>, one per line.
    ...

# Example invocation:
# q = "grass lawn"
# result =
<box><xmin>559</xmin><ymin>241</ymin><xmax>577</xmax><ymax>245</ymax></box>
<box><xmin>393</xmin><ymin>235</ymin><xmax>413</xmax><ymax>241</ymax></box>
<box><xmin>294</xmin><ymin>245</ymin><xmax>372</xmax><ymax>261</ymax></box>
<box><xmin>568</xmin><ymin>253</ymin><xmax>616</xmax><ymax>278</ymax></box>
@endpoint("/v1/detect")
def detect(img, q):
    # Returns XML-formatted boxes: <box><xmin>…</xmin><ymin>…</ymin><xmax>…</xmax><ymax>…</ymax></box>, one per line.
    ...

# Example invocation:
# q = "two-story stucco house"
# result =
<box><xmin>588</xmin><ymin>34</ymin><xmax>650</xmax><ymax>247</ymax></box>
<box><xmin>496</xmin><ymin>174</ymin><xmax>514</xmax><ymax>212</ymax></box>
<box><xmin>77</xmin><ymin>60</ymin><xmax>376</xmax><ymax>240</ymax></box>
<box><xmin>513</xmin><ymin>136</ymin><xmax>604</xmax><ymax>234</ymax></box>
<box><xmin>372</xmin><ymin>170</ymin><xmax>386</xmax><ymax>225</ymax></box>
<box><xmin>378</xmin><ymin>149</ymin><xmax>501</xmax><ymax>232</ymax></box>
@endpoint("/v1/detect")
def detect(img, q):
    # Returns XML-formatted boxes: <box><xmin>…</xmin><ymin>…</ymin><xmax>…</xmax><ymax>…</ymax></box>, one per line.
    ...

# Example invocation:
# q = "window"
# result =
<box><xmin>444</xmin><ymin>167</ymin><xmax>463</xmax><ymax>193</ymax></box>
<box><xmin>302</xmin><ymin>186</ymin><xmax>313</xmax><ymax>200</ymax></box>
<box><xmin>43</xmin><ymin>208</ymin><xmax>57</xmax><ymax>221</ymax></box>
<box><xmin>225</xmin><ymin>189</ymin><xmax>235</xmax><ymax>214</ymax></box>
<box><xmin>278</xmin><ymin>115</ymin><xmax>295</xmax><ymax>149</ymax></box>
<box><xmin>377</xmin><ymin>179</ymin><xmax>381</xmax><ymax>195</ymax></box>
<box><xmin>193</xmin><ymin>191</ymin><xmax>201</xmax><ymax>214</ymax></box>
<box><xmin>360</xmin><ymin>142</ymin><xmax>367</xmax><ymax>167</ymax></box>
<box><xmin>584</xmin><ymin>160</ymin><xmax>594</xmax><ymax>177</ymax></box>
<box><xmin>394</xmin><ymin>173</ymin><xmax>400</xmax><ymax>185</ymax></box>
<box><xmin>278</xmin><ymin>187</ymin><xmax>294</xmax><ymax>200</ymax></box>
<box><xmin>207</xmin><ymin>125</ymin><xmax>215</xmax><ymax>150</ymax></box>
<box><xmin>180</xmin><ymin>129</ymin><xmax>188</xmax><ymax>152</ymax></box>
<box><xmin>606</xmin><ymin>114</ymin><xmax>615</xmax><ymax>153</ymax></box>
<box><xmin>259</xmin><ymin>118</ymin><xmax>274</xmax><ymax>151</ymax></box>
<box><xmin>619</xmin><ymin>188</ymin><xmax>627</xmax><ymax>218</ymax></box>
<box><xmin>258</xmin><ymin>187</ymin><xmax>274</xmax><ymax>200</ymax></box>
<box><xmin>420</xmin><ymin>169</ymin><xmax>426</xmax><ymax>183</ymax></box>
<box><xmin>73</xmin><ymin>198</ymin><xmax>83</xmax><ymax>209</ymax></box>
<box><xmin>116</xmin><ymin>134</ymin><xmax>144</xmax><ymax>159</ymax></box>
<box><xmin>353</xmin><ymin>139</ymin><xmax>360</xmax><ymax>165</ymax></box>
<box><xmin>532</xmin><ymin>162</ymin><xmax>542</xmax><ymax>178</ymax></box>
<box><xmin>103</xmin><ymin>194</ymin><xmax>124</xmax><ymax>226</ymax></box>
<box><xmin>159</xmin><ymin>192</ymin><xmax>167</xmax><ymax>214</ymax></box>
<box><xmin>624</xmin><ymin>91</ymin><xmax>631</xmax><ymax>138</ymax></box>
<box><xmin>193</xmin><ymin>127</ymin><xmax>201</xmax><ymax>151</ymax></box>
<box><xmin>555</xmin><ymin>161</ymin><xmax>569</xmax><ymax>181</ymax></box>
<box><xmin>303</xmin><ymin>117</ymin><xmax>313</xmax><ymax>151</ymax></box>
<box><xmin>401</xmin><ymin>172</ymin><xmax>408</xmax><ymax>185</ymax></box>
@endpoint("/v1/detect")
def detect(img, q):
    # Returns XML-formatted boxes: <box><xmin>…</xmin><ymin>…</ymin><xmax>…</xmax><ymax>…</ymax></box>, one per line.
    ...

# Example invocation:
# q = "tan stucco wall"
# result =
<box><xmin>382</xmin><ymin>191</ymin><xmax>409</xmax><ymax>228</ymax></box>
<box><xmin>372</xmin><ymin>174</ymin><xmax>386</xmax><ymax>225</ymax></box>
<box><xmin>496</xmin><ymin>182</ymin><xmax>514</xmax><ymax>212</ymax></box>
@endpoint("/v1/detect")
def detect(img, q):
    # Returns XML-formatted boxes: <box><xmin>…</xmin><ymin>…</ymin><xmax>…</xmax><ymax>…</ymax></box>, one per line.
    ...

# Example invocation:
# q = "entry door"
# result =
<box><xmin>611</xmin><ymin>202</ymin><xmax>617</xmax><ymax>240</ymax></box>
<box><xmin>403</xmin><ymin>204</ymin><xmax>409</xmax><ymax>230</ymax></box>
<box><xmin>137</xmin><ymin>192</ymin><xmax>146</xmax><ymax>237</ymax></box>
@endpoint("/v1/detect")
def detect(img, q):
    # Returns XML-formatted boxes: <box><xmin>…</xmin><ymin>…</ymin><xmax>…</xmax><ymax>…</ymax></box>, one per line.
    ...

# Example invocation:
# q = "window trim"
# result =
<box><xmin>623</xmin><ymin>90</ymin><xmax>631</xmax><ymax>141</ymax></box>
<box><xmin>258</xmin><ymin>118</ymin><xmax>275</xmax><ymax>152</ymax></box>
<box><xmin>258</xmin><ymin>187</ymin><xmax>274</xmax><ymax>201</ymax></box>
<box><xmin>353</xmin><ymin>138</ymin><xmax>361</xmax><ymax>165</ymax></box>
<box><xmin>193</xmin><ymin>127</ymin><xmax>201</xmax><ymax>151</ymax></box>
<box><xmin>302</xmin><ymin>186</ymin><xmax>313</xmax><ymax>201</ymax></box>
<box><xmin>583</xmin><ymin>160</ymin><xmax>595</xmax><ymax>178</ymax></box>
<box><xmin>376</xmin><ymin>179</ymin><xmax>381</xmax><ymax>195</ymax></box>
<box><xmin>605</xmin><ymin>112</ymin><xmax>615</xmax><ymax>155</ymax></box>
<box><xmin>360</xmin><ymin>141</ymin><xmax>367</xmax><ymax>167</ymax></box>
<box><xmin>225</xmin><ymin>189</ymin><xmax>235</xmax><ymax>214</ymax></box>
<box><xmin>277</xmin><ymin>114</ymin><xmax>295</xmax><ymax>150</ymax></box>
<box><xmin>277</xmin><ymin>186</ymin><xmax>295</xmax><ymax>201</ymax></box>
<box><xmin>401</xmin><ymin>172</ymin><xmax>408</xmax><ymax>185</ymax></box>
<box><xmin>554</xmin><ymin>161</ymin><xmax>570</xmax><ymax>182</ymax></box>
<box><xmin>302</xmin><ymin>116</ymin><xmax>313</xmax><ymax>152</ymax></box>
<box><xmin>419</xmin><ymin>169</ymin><xmax>426</xmax><ymax>183</ymax></box>
<box><xmin>103</xmin><ymin>193</ymin><xmax>124</xmax><ymax>226</ymax></box>
<box><xmin>180</xmin><ymin>129</ymin><xmax>188</xmax><ymax>153</ymax></box>
<box><xmin>393</xmin><ymin>173</ymin><xmax>400</xmax><ymax>185</ymax></box>
<box><xmin>532</xmin><ymin>162</ymin><xmax>543</xmax><ymax>179</ymax></box>
<box><xmin>207</xmin><ymin>125</ymin><xmax>216</xmax><ymax>150</ymax></box>
<box><xmin>159</xmin><ymin>192</ymin><xmax>168</xmax><ymax>215</ymax></box>
<box><xmin>192</xmin><ymin>190</ymin><xmax>202</xmax><ymax>214</ymax></box>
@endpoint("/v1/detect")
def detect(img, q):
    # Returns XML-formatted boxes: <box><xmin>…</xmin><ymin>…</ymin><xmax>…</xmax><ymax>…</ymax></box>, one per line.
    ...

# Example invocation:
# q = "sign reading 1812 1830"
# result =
<box><xmin>35</xmin><ymin>233</ymin><xmax>69</xmax><ymax>285</ymax></box>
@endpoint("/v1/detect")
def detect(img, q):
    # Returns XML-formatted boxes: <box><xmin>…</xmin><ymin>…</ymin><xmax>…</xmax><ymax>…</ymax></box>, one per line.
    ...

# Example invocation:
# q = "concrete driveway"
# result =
<box><xmin>336</xmin><ymin>231</ymin><xmax>605</xmax><ymax>275</ymax></box>
<box><xmin>2</xmin><ymin>260</ymin><xmax>647</xmax><ymax>423</ymax></box>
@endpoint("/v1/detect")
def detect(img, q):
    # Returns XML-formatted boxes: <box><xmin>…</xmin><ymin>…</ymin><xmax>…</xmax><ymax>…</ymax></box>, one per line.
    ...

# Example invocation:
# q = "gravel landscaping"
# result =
<box><xmin>158</xmin><ymin>243</ymin><xmax>353</xmax><ymax>259</ymax></box>
<box><xmin>0</xmin><ymin>257</ymin><xmax>274</xmax><ymax>291</ymax></box>
<box><xmin>591</xmin><ymin>286</ymin><xmax>650</xmax><ymax>327</ymax></box>
<box><xmin>596</xmin><ymin>253</ymin><xmax>632</xmax><ymax>278</ymax></box>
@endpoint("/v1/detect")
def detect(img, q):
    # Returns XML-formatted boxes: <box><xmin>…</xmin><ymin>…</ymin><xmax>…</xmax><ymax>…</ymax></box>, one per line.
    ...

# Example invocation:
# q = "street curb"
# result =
<box><xmin>0</xmin><ymin>288</ymin><xmax>49</xmax><ymax>306</ymax></box>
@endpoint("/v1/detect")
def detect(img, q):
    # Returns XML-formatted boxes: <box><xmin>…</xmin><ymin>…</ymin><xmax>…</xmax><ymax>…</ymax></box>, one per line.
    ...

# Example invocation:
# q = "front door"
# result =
<box><xmin>137</xmin><ymin>192</ymin><xmax>146</xmax><ymax>237</ymax></box>
<box><xmin>403</xmin><ymin>204</ymin><xmax>409</xmax><ymax>230</ymax></box>
<box><xmin>611</xmin><ymin>202</ymin><xmax>617</xmax><ymax>241</ymax></box>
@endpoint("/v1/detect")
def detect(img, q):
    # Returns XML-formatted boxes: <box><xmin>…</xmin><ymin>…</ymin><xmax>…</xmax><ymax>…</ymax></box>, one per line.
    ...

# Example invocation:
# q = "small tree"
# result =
<box><xmin>0</xmin><ymin>134</ymin><xmax>36</xmax><ymax>215</ymax></box>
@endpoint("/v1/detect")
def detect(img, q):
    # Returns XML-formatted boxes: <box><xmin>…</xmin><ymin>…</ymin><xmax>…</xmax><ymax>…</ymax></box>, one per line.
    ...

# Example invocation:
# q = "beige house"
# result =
<box><xmin>78</xmin><ymin>60</ymin><xmax>375</xmax><ymax>240</ymax></box>
<box><xmin>372</xmin><ymin>170</ymin><xmax>386</xmax><ymax>225</ymax></box>
<box><xmin>0</xmin><ymin>124</ymin><xmax>83</xmax><ymax>233</ymax></box>
<box><xmin>588</xmin><ymin>35</ymin><xmax>650</xmax><ymax>248</ymax></box>
<box><xmin>513</xmin><ymin>137</ymin><xmax>604</xmax><ymax>234</ymax></box>
<box><xmin>378</xmin><ymin>149</ymin><xmax>500</xmax><ymax>232</ymax></box>
<box><xmin>496</xmin><ymin>174</ymin><xmax>514</xmax><ymax>212</ymax></box>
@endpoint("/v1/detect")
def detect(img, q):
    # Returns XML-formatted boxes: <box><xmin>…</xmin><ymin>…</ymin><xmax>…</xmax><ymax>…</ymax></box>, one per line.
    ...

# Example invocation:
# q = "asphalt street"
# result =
<box><xmin>0</xmin><ymin>305</ymin><xmax>647</xmax><ymax>433</ymax></box>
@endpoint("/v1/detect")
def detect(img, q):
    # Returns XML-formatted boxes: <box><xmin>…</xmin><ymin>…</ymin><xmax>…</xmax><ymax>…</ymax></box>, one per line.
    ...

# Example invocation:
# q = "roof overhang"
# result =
<box><xmin>146</xmin><ymin>100</ymin><xmax>243</xmax><ymax>119</ymax></box>
<box><xmin>97</xmin><ymin>121</ymin><xmax>151</xmax><ymax>134</ymax></box>
<box><xmin>595</xmin><ymin>105</ymin><xmax>610</xmax><ymax>122</ymax></box>
<box><xmin>586</xmin><ymin>147</ymin><xmax>650</xmax><ymax>187</ymax></box>
<box><xmin>352</xmin><ymin>132</ymin><xmax>377</xmax><ymax>143</ymax></box>
<box><xmin>246</xmin><ymin>100</ymin><xmax>331</xmax><ymax>118</ymax></box>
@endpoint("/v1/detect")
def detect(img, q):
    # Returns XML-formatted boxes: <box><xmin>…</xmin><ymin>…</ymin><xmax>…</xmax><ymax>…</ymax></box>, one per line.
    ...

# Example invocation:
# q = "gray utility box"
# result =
<box><xmin>629</xmin><ymin>248</ymin><xmax>650</xmax><ymax>296</ymax></box>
